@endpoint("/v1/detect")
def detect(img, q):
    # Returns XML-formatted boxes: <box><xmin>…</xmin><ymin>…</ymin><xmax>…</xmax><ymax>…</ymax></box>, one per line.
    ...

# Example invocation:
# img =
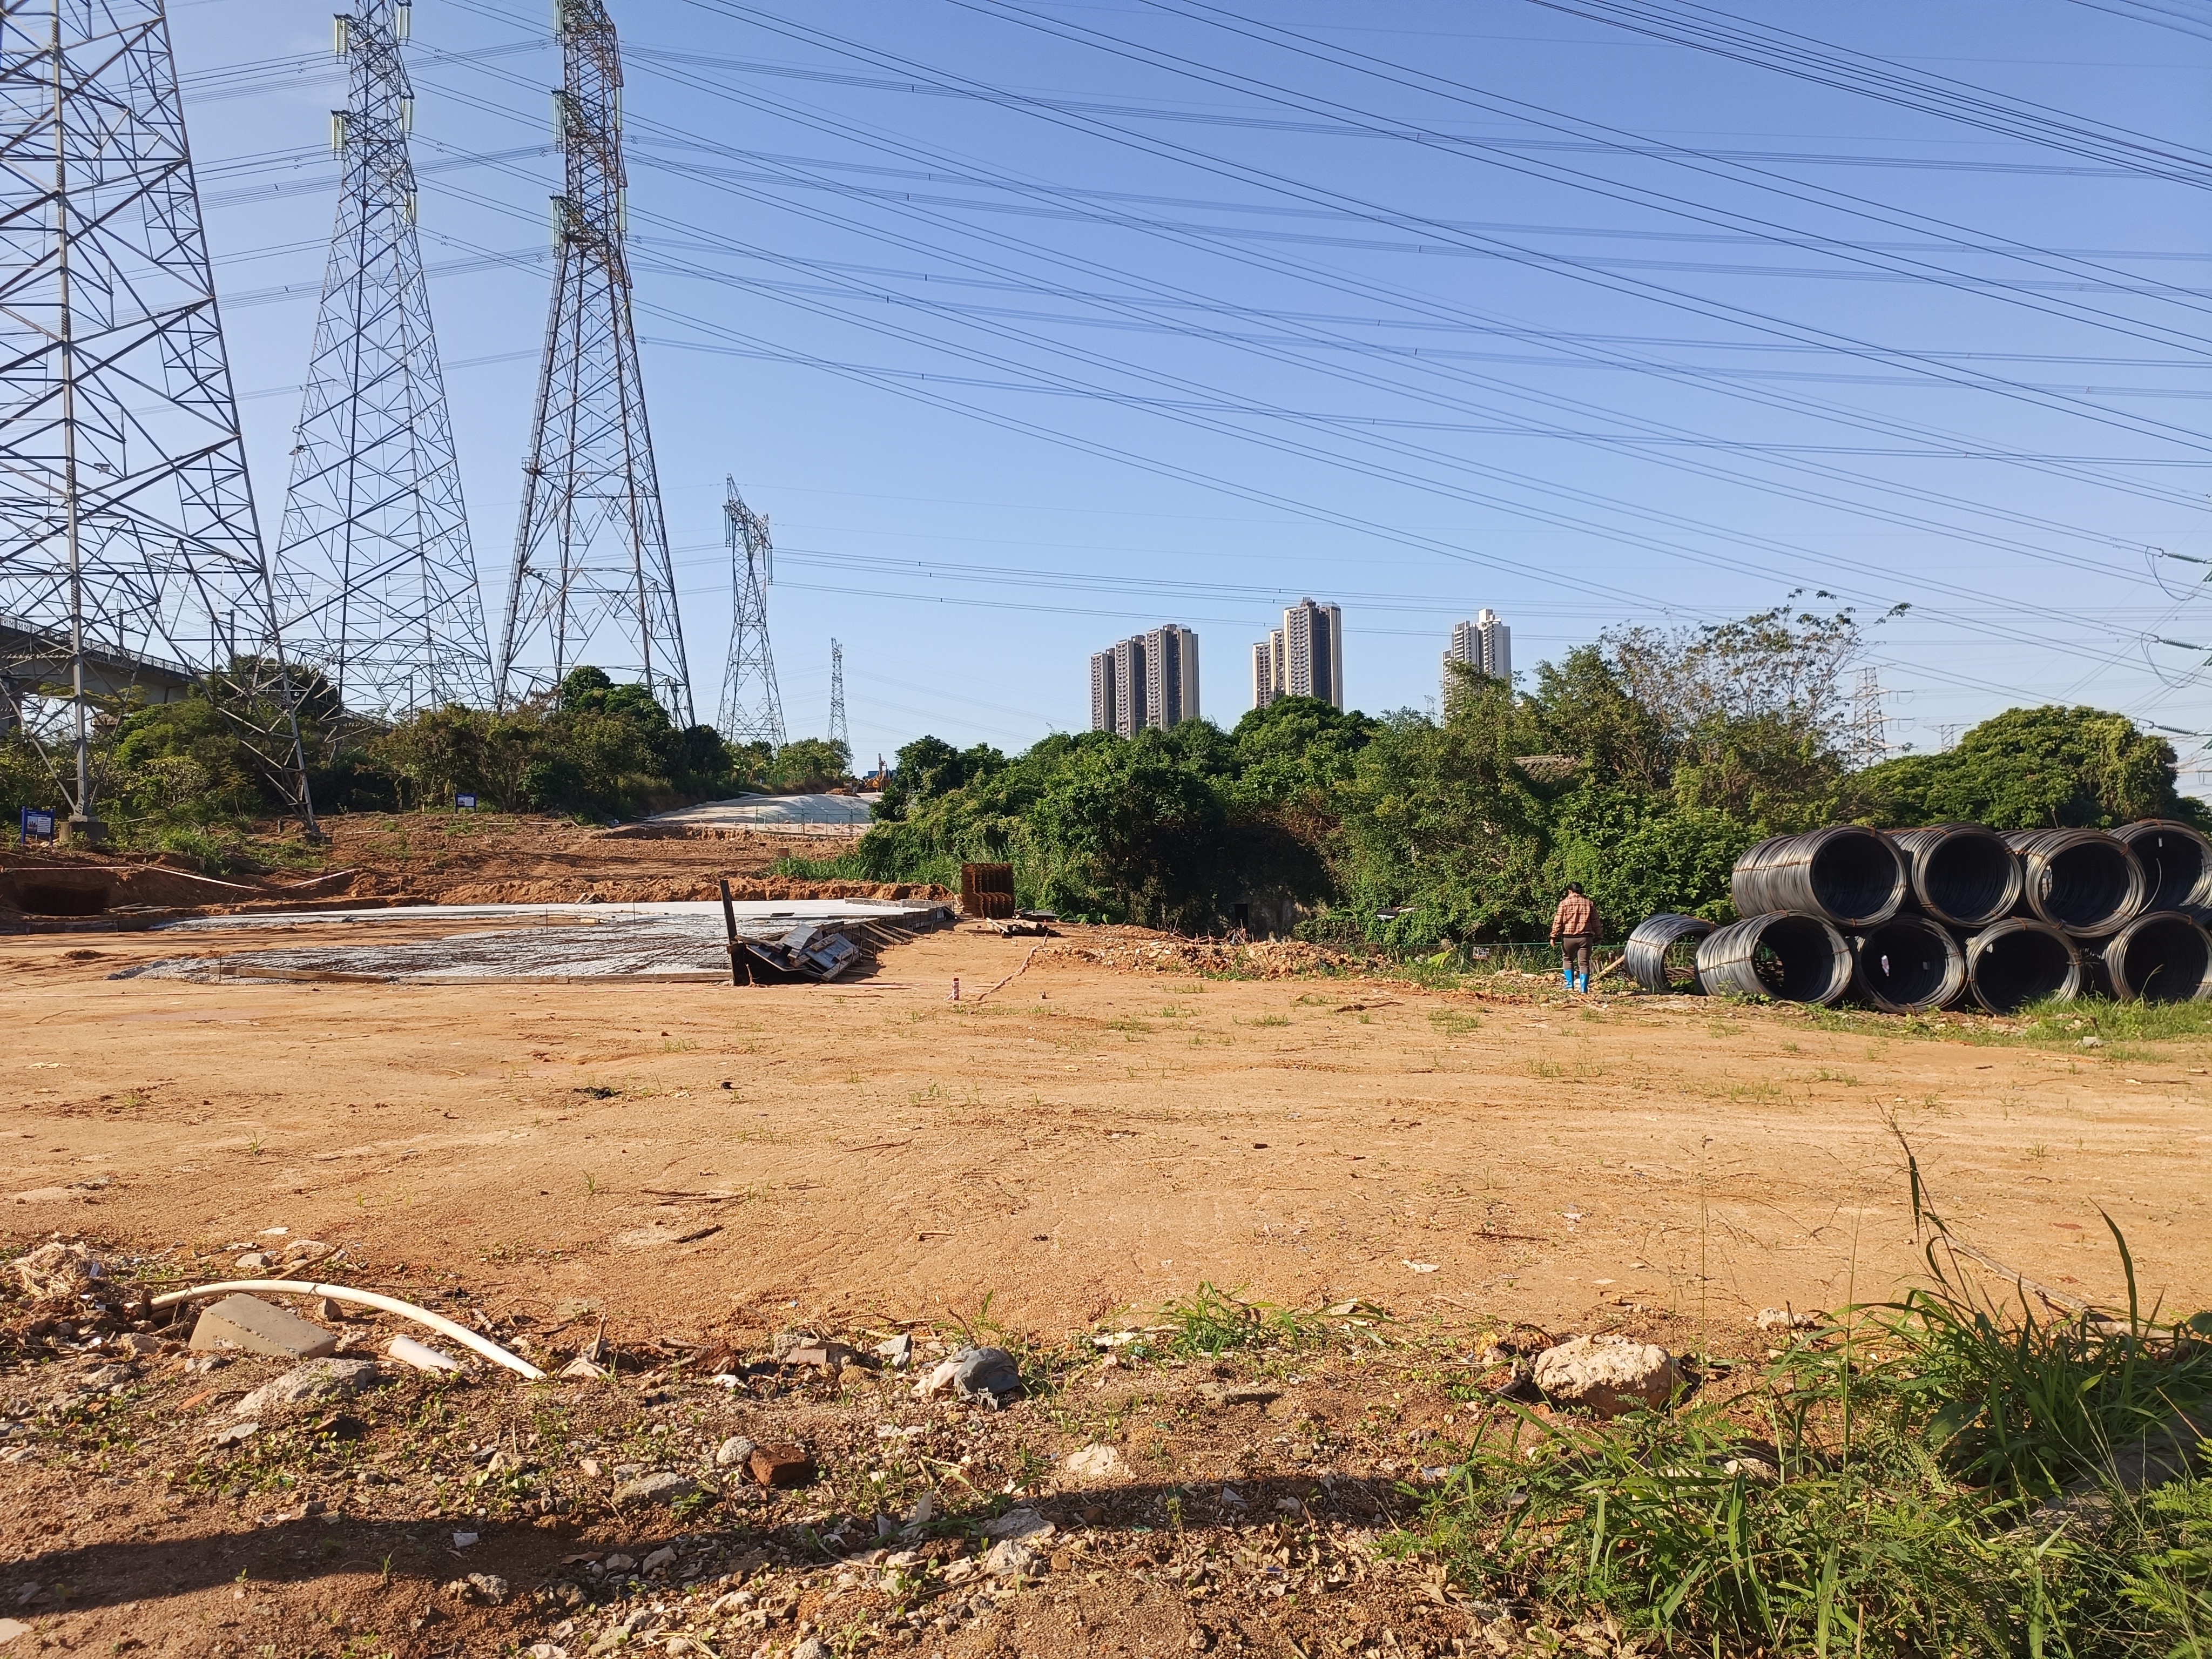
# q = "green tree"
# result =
<box><xmin>1858</xmin><ymin>705</ymin><xmax>2189</xmax><ymax>830</ymax></box>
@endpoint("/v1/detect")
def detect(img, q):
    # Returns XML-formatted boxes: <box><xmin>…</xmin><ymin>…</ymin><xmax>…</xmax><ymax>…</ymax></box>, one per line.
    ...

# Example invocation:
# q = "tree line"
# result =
<box><xmin>790</xmin><ymin>603</ymin><xmax>2198</xmax><ymax>945</ymax></box>
<box><xmin>7</xmin><ymin>605</ymin><xmax>2193</xmax><ymax>932</ymax></box>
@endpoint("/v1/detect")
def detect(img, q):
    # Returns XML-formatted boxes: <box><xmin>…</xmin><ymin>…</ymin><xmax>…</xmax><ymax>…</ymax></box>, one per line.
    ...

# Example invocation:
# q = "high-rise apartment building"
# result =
<box><xmin>1252</xmin><ymin>598</ymin><xmax>1343</xmax><ymax>710</ymax></box>
<box><xmin>1090</xmin><ymin>625</ymin><xmax>1199</xmax><ymax>733</ymax></box>
<box><xmin>1444</xmin><ymin>609</ymin><xmax>1511</xmax><ymax>708</ymax></box>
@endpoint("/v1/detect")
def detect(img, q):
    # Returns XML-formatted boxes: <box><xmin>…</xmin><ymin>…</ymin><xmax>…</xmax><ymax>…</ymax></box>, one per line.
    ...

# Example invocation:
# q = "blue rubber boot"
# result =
<box><xmin>1561</xmin><ymin>967</ymin><xmax>1574</xmax><ymax>993</ymax></box>
<box><xmin>1577</xmin><ymin>970</ymin><xmax>1590</xmax><ymax>994</ymax></box>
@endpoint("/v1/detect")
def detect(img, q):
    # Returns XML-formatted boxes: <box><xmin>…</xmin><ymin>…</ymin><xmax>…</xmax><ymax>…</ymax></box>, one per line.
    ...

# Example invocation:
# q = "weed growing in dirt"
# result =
<box><xmin>1413</xmin><ymin>1219</ymin><xmax>2212</xmax><ymax>1657</ymax></box>
<box><xmin>1138</xmin><ymin>1283</ymin><xmax>1323</xmax><ymax>1361</ymax></box>
<box><xmin>1427</xmin><ymin>1009</ymin><xmax>1483</xmax><ymax>1036</ymax></box>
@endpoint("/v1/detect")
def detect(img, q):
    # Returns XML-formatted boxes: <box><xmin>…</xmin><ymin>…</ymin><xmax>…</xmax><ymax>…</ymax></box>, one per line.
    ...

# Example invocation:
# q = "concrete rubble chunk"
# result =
<box><xmin>233</xmin><ymin>1251</ymin><xmax>274</xmax><ymax>1273</ymax></box>
<box><xmin>781</xmin><ymin>1340</ymin><xmax>862</xmax><ymax>1372</ymax></box>
<box><xmin>1532</xmin><ymin>1334</ymin><xmax>1683</xmax><ymax>1419</ymax></box>
<box><xmin>747</xmin><ymin>1444</ymin><xmax>816</xmax><ymax>1488</ymax></box>
<box><xmin>208</xmin><ymin>1421</ymin><xmax>261</xmax><ymax>1448</ymax></box>
<box><xmin>451</xmin><ymin>1572</ymin><xmax>508</xmax><ymax>1604</ymax></box>
<box><xmin>612</xmin><ymin>1471</ymin><xmax>701</xmax><ymax>1507</ymax></box>
<box><xmin>1196</xmin><ymin>1381</ymin><xmax>1280</xmax><ymax>1407</ymax></box>
<box><xmin>791</xmin><ymin>1640</ymin><xmax>830</xmax><ymax>1659</ymax></box>
<box><xmin>190</xmin><ymin>1294</ymin><xmax>339</xmax><ymax>1360</ymax></box>
<box><xmin>920</xmin><ymin>1345</ymin><xmax>1023</xmax><ymax>1406</ymax></box>
<box><xmin>642</xmin><ymin>1546</ymin><xmax>677</xmax><ymax>1573</ymax></box>
<box><xmin>714</xmin><ymin>1435</ymin><xmax>756</xmax><ymax>1470</ymax></box>
<box><xmin>561</xmin><ymin>1355</ymin><xmax>607</xmax><ymax>1380</ymax></box>
<box><xmin>983</xmin><ymin>1539</ymin><xmax>1043</xmax><ymax>1579</ymax></box>
<box><xmin>980</xmin><ymin>1506</ymin><xmax>1054</xmax><ymax>1543</ymax></box>
<box><xmin>234</xmin><ymin>1358</ymin><xmax>382</xmax><ymax>1418</ymax></box>
<box><xmin>14</xmin><ymin>1239</ymin><xmax>104</xmax><ymax>1300</ymax></box>
<box><xmin>875</xmin><ymin>1333</ymin><xmax>914</xmax><ymax>1370</ymax></box>
<box><xmin>1755</xmin><ymin>1307</ymin><xmax>1823</xmax><ymax>1333</ymax></box>
<box><xmin>1063</xmin><ymin>1443</ymin><xmax>1125</xmax><ymax>1481</ymax></box>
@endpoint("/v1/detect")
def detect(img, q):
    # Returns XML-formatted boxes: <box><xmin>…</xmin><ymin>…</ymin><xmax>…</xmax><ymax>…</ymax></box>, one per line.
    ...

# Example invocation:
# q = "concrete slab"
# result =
<box><xmin>188</xmin><ymin>1294</ymin><xmax>339</xmax><ymax>1359</ymax></box>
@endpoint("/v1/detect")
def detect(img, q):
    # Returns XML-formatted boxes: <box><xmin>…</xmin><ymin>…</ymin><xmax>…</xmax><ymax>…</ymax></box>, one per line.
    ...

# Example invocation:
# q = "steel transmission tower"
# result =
<box><xmin>274</xmin><ymin>0</ymin><xmax>494</xmax><ymax>725</ymax></box>
<box><xmin>0</xmin><ymin>0</ymin><xmax>316</xmax><ymax>836</ymax></box>
<box><xmin>497</xmin><ymin>0</ymin><xmax>691</xmax><ymax>722</ymax></box>
<box><xmin>827</xmin><ymin>638</ymin><xmax>847</xmax><ymax>751</ymax></box>
<box><xmin>716</xmin><ymin>476</ymin><xmax>784</xmax><ymax>746</ymax></box>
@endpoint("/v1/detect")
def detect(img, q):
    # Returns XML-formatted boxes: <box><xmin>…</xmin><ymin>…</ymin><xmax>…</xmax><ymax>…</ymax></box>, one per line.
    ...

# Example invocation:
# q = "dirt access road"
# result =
<box><xmin>7</xmin><ymin>920</ymin><xmax>2208</xmax><ymax>1339</ymax></box>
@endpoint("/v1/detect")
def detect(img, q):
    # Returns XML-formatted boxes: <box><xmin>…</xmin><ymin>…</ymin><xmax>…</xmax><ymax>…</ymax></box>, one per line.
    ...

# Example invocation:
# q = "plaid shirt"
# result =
<box><xmin>1550</xmin><ymin>893</ymin><xmax>1599</xmax><ymax>940</ymax></box>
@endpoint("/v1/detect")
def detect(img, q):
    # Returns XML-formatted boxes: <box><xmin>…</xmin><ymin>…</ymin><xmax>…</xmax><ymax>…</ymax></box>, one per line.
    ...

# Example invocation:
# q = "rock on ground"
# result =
<box><xmin>233</xmin><ymin>1358</ymin><xmax>382</xmax><ymax>1418</ymax></box>
<box><xmin>1063</xmin><ymin>1442</ymin><xmax>1125</xmax><ymax>1480</ymax></box>
<box><xmin>1532</xmin><ymin>1335</ymin><xmax>1682</xmax><ymax>1418</ymax></box>
<box><xmin>612</xmin><ymin>1471</ymin><xmax>701</xmax><ymax>1507</ymax></box>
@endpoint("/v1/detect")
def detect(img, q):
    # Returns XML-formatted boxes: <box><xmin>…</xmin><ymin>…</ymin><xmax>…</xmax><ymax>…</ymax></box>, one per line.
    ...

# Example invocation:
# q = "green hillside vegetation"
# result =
<box><xmin>781</xmin><ymin>603</ymin><xmax>2203</xmax><ymax>943</ymax></box>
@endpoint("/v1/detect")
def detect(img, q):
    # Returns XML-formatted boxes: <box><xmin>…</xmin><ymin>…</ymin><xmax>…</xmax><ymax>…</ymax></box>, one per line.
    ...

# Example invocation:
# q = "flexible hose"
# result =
<box><xmin>150</xmin><ymin>1280</ymin><xmax>545</xmax><ymax>1379</ymax></box>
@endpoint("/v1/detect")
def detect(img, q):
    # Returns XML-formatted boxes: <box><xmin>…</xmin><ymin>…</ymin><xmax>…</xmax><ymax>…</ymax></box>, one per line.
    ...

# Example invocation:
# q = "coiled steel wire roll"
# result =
<box><xmin>2092</xmin><ymin>910</ymin><xmax>2212</xmax><ymax>1003</ymax></box>
<box><xmin>2004</xmin><ymin>828</ymin><xmax>2146</xmax><ymax>938</ymax></box>
<box><xmin>2112</xmin><ymin>820</ymin><xmax>2212</xmax><ymax>915</ymax></box>
<box><xmin>1888</xmin><ymin>823</ymin><xmax>2021</xmax><ymax>929</ymax></box>
<box><xmin>1695</xmin><ymin>912</ymin><xmax>1852</xmax><ymax>1004</ymax></box>
<box><xmin>1849</xmin><ymin>914</ymin><xmax>1967</xmax><ymax>1013</ymax></box>
<box><xmin>1963</xmin><ymin>919</ymin><xmax>2082</xmax><ymax>1014</ymax></box>
<box><xmin>1622</xmin><ymin>913</ymin><xmax>1714</xmax><ymax>993</ymax></box>
<box><xmin>1730</xmin><ymin>827</ymin><xmax>1907</xmax><ymax>929</ymax></box>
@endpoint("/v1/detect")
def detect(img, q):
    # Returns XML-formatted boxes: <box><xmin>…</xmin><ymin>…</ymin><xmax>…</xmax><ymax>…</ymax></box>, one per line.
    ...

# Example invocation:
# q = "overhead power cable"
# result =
<box><xmin>1526</xmin><ymin>0</ymin><xmax>2212</xmax><ymax>188</ymax></box>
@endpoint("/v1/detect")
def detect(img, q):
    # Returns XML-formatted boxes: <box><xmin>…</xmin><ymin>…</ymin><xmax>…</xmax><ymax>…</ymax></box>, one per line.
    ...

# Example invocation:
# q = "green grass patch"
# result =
<box><xmin>1412</xmin><ymin>1216</ymin><xmax>2212</xmax><ymax>1657</ymax></box>
<box><xmin>1136</xmin><ymin>1282</ymin><xmax>1325</xmax><ymax>1360</ymax></box>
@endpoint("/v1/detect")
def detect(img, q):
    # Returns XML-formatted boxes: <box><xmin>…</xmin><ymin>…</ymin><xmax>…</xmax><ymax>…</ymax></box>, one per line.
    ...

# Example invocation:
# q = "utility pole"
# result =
<box><xmin>828</xmin><ymin>639</ymin><xmax>848</xmax><ymax>753</ymax></box>
<box><xmin>716</xmin><ymin>476</ymin><xmax>784</xmax><ymax>746</ymax></box>
<box><xmin>275</xmin><ymin>0</ymin><xmax>494</xmax><ymax>729</ymax></box>
<box><xmin>498</xmin><ymin>0</ymin><xmax>690</xmax><ymax>722</ymax></box>
<box><xmin>1</xmin><ymin>0</ymin><xmax>317</xmax><ymax>838</ymax></box>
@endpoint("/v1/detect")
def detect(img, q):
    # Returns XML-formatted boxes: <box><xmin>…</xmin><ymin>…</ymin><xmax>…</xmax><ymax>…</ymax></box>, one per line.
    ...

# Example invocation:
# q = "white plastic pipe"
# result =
<box><xmin>150</xmin><ymin>1279</ymin><xmax>545</xmax><ymax>1380</ymax></box>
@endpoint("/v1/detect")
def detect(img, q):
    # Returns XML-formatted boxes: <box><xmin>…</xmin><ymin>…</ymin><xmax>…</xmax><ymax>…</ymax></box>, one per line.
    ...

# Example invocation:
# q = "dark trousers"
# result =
<box><xmin>1558</xmin><ymin>935</ymin><xmax>1593</xmax><ymax>973</ymax></box>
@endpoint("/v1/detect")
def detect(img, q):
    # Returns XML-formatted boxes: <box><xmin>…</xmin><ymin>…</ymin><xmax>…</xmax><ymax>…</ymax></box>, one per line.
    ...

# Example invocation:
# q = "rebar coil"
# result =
<box><xmin>1963</xmin><ymin>919</ymin><xmax>2082</xmax><ymax>1014</ymax></box>
<box><xmin>2112</xmin><ymin>820</ymin><xmax>2212</xmax><ymax>915</ymax></box>
<box><xmin>2005</xmin><ymin>828</ymin><xmax>2147</xmax><ymax>938</ymax></box>
<box><xmin>1888</xmin><ymin>822</ymin><xmax>2022</xmax><ymax>929</ymax></box>
<box><xmin>1622</xmin><ymin>913</ymin><xmax>1715</xmax><ymax>993</ymax></box>
<box><xmin>1695</xmin><ymin>912</ymin><xmax>1853</xmax><ymax>1005</ymax></box>
<box><xmin>1849</xmin><ymin>914</ymin><xmax>1967</xmax><ymax>1014</ymax></box>
<box><xmin>1730</xmin><ymin>827</ymin><xmax>1907</xmax><ymax>929</ymax></box>
<box><xmin>2093</xmin><ymin>910</ymin><xmax>2212</xmax><ymax>1003</ymax></box>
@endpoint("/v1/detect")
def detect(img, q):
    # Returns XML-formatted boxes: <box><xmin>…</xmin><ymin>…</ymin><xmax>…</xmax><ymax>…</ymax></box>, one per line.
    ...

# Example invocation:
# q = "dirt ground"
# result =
<box><xmin>3</xmin><ymin>901</ymin><xmax>2210</xmax><ymax>1655</ymax></box>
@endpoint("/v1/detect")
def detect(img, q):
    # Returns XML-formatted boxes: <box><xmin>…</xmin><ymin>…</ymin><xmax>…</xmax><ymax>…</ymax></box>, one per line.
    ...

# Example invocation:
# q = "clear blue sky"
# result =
<box><xmin>174</xmin><ymin>0</ymin><xmax>2212</xmax><ymax>778</ymax></box>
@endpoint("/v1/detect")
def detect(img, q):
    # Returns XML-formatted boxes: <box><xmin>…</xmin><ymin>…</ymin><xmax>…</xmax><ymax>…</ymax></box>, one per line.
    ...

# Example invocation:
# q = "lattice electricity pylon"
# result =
<box><xmin>0</xmin><ymin>0</ymin><xmax>318</xmax><ymax>835</ymax></box>
<box><xmin>497</xmin><ymin>0</ymin><xmax>691</xmax><ymax>723</ymax></box>
<box><xmin>273</xmin><ymin>1</ymin><xmax>495</xmax><ymax>729</ymax></box>
<box><xmin>716</xmin><ymin>475</ymin><xmax>784</xmax><ymax>746</ymax></box>
<box><xmin>828</xmin><ymin>639</ymin><xmax>848</xmax><ymax>752</ymax></box>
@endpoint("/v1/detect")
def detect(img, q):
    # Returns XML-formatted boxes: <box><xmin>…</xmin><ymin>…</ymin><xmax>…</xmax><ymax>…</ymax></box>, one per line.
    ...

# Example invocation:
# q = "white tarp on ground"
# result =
<box><xmin>648</xmin><ymin>793</ymin><xmax>878</xmax><ymax>833</ymax></box>
<box><xmin>112</xmin><ymin>898</ymin><xmax>950</xmax><ymax>984</ymax></box>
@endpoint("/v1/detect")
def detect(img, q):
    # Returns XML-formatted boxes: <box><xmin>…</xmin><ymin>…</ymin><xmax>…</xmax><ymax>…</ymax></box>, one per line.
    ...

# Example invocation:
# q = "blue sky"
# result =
<box><xmin>174</xmin><ymin>0</ymin><xmax>2212</xmax><ymax>777</ymax></box>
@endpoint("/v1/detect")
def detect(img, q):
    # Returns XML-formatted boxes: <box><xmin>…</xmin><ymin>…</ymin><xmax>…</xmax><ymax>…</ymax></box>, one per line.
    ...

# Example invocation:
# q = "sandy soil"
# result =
<box><xmin>3</xmin><ymin>918</ymin><xmax>2209</xmax><ymax>1654</ymax></box>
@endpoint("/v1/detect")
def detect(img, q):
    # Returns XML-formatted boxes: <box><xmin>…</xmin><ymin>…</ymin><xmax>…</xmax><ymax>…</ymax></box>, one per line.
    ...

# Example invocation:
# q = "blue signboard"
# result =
<box><xmin>19</xmin><ymin>808</ymin><xmax>56</xmax><ymax>843</ymax></box>
<box><xmin>455</xmin><ymin>793</ymin><xmax>478</xmax><ymax>811</ymax></box>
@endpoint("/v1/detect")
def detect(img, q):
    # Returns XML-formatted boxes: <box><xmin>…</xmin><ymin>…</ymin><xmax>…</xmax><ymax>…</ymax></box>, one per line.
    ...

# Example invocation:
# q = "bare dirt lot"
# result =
<box><xmin>3</xmin><ymin>895</ymin><xmax>2209</xmax><ymax>1656</ymax></box>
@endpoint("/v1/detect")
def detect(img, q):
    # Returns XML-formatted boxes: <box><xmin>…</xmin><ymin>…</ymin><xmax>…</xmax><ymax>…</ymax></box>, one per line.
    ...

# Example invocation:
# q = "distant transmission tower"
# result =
<box><xmin>716</xmin><ymin>476</ymin><xmax>784</xmax><ymax>746</ymax></box>
<box><xmin>274</xmin><ymin>0</ymin><xmax>494</xmax><ymax>726</ymax></box>
<box><xmin>1851</xmin><ymin>667</ymin><xmax>1891</xmax><ymax>766</ymax></box>
<box><xmin>0</xmin><ymin>0</ymin><xmax>316</xmax><ymax>837</ymax></box>
<box><xmin>828</xmin><ymin>639</ymin><xmax>848</xmax><ymax>751</ymax></box>
<box><xmin>497</xmin><ymin>0</ymin><xmax>690</xmax><ymax>722</ymax></box>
